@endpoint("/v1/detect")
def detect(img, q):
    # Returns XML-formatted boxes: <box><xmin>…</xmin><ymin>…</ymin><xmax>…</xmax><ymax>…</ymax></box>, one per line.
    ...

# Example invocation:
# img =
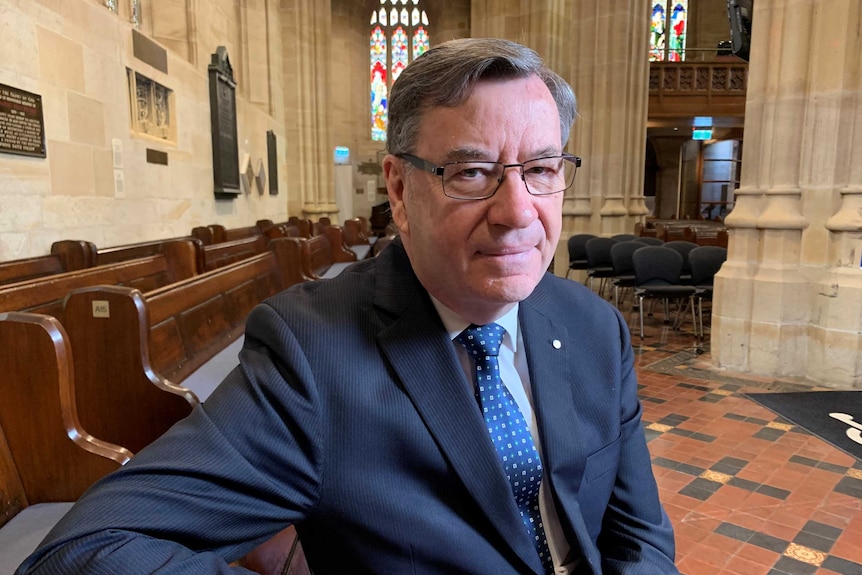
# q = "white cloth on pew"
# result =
<box><xmin>0</xmin><ymin>502</ymin><xmax>74</xmax><ymax>575</ymax></box>
<box><xmin>350</xmin><ymin>244</ymin><xmax>372</xmax><ymax>260</ymax></box>
<box><xmin>181</xmin><ymin>336</ymin><xmax>244</xmax><ymax>402</ymax></box>
<box><xmin>321</xmin><ymin>262</ymin><xmax>355</xmax><ymax>279</ymax></box>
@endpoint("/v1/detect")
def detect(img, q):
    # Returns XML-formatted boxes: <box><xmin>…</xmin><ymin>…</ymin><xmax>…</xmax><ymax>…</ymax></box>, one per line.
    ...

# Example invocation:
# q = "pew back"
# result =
<box><xmin>0</xmin><ymin>240</ymin><xmax>95</xmax><ymax>287</ymax></box>
<box><xmin>147</xmin><ymin>250</ymin><xmax>282</xmax><ymax>381</ymax></box>
<box><xmin>302</xmin><ymin>227</ymin><xmax>357</xmax><ymax>279</ymax></box>
<box><xmin>202</xmin><ymin>235</ymin><xmax>268</xmax><ymax>272</ymax></box>
<box><xmin>343</xmin><ymin>218</ymin><xmax>370</xmax><ymax>246</ymax></box>
<box><xmin>61</xmin><ymin>238</ymin><xmax>304</xmax><ymax>453</ymax></box>
<box><xmin>225</xmin><ymin>225</ymin><xmax>264</xmax><ymax>242</ymax></box>
<box><xmin>0</xmin><ymin>421</ymin><xmax>26</xmax><ymax>529</ymax></box>
<box><xmin>96</xmin><ymin>237</ymin><xmax>204</xmax><ymax>272</ymax></box>
<box><xmin>0</xmin><ymin>239</ymin><xmax>199</xmax><ymax>319</ymax></box>
<box><xmin>0</xmin><ymin>312</ymin><xmax>130</xmax><ymax>504</ymax></box>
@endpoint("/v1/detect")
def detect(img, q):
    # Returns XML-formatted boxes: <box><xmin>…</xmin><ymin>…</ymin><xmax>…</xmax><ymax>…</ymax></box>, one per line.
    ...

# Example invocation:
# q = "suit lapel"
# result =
<box><xmin>372</xmin><ymin>243</ymin><xmax>544</xmax><ymax>573</ymax></box>
<box><xmin>520</xmin><ymin>283</ymin><xmax>601</xmax><ymax>569</ymax></box>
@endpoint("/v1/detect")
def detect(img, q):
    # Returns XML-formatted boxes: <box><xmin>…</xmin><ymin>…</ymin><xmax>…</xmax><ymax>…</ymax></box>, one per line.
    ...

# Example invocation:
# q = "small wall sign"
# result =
<box><xmin>0</xmin><ymin>83</ymin><xmax>46</xmax><ymax>158</ymax></box>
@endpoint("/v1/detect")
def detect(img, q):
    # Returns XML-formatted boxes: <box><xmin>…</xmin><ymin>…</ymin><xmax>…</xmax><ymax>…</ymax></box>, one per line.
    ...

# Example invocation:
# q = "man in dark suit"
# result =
<box><xmin>18</xmin><ymin>38</ymin><xmax>677</xmax><ymax>574</ymax></box>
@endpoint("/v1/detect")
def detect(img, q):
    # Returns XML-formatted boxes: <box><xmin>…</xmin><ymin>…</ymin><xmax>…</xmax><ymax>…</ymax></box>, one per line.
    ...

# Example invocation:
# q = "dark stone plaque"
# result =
<box><xmin>146</xmin><ymin>148</ymin><xmax>168</xmax><ymax>165</ymax></box>
<box><xmin>267</xmin><ymin>130</ymin><xmax>278</xmax><ymax>195</ymax></box>
<box><xmin>208</xmin><ymin>47</ymin><xmax>240</xmax><ymax>199</ymax></box>
<box><xmin>0</xmin><ymin>84</ymin><xmax>46</xmax><ymax>158</ymax></box>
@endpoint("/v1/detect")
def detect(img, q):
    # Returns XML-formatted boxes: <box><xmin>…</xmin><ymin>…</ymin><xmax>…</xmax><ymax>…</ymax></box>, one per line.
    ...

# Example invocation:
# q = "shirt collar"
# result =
<box><xmin>429</xmin><ymin>296</ymin><xmax>520</xmax><ymax>353</ymax></box>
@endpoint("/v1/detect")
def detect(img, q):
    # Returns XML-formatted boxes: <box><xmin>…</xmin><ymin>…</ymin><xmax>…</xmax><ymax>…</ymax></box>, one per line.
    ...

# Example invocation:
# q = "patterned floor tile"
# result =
<box><xmin>623</xmin><ymin>315</ymin><xmax>862</xmax><ymax>575</ymax></box>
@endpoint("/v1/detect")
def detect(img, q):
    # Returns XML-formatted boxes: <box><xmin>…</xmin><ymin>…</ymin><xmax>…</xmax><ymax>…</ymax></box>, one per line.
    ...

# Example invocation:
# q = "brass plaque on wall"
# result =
<box><xmin>0</xmin><ymin>84</ymin><xmax>46</xmax><ymax>158</ymax></box>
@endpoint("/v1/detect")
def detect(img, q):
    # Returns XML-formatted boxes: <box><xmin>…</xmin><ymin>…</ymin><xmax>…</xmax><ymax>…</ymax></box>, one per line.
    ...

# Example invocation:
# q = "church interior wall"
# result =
<box><xmin>0</xmin><ymin>0</ymin><xmax>288</xmax><ymax>260</ymax></box>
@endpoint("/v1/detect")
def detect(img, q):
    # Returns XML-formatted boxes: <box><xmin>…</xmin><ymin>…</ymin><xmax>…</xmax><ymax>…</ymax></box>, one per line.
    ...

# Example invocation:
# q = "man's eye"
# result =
<box><xmin>526</xmin><ymin>166</ymin><xmax>549</xmax><ymax>175</ymax></box>
<box><xmin>448</xmin><ymin>164</ymin><xmax>493</xmax><ymax>180</ymax></box>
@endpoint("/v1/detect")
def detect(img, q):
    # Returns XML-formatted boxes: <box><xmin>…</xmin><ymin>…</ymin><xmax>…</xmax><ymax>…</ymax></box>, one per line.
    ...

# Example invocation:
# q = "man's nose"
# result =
<box><xmin>487</xmin><ymin>167</ymin><xmax>539</xmax><ymax>228</ymax></box>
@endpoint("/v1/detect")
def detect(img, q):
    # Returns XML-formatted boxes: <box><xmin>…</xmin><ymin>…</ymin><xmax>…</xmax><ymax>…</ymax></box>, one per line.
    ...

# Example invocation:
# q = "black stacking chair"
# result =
<box><xmin>632</xmin><ymin>246</ymin><xmax>697</xmax><ymax>339</ymax></box>
<box><xmin>610</xmin><ymin>233</ymin><xmax>637</xmax><ymax>242</ymax></box>
<box><xmin>610</xmin><ymin>241</ymin><xmax>644</xmax><ymax>309</ymax></box>
<box><xmin>585</xmin><ymin>237</ymin><xmax>616</xmax><ymax>298</ymax></box>
<box><xmin>634</xmin><ymin>237</ymin><xmax>664</xmax><ymax>246</ymax></box>
<box><xmin>688</xmin><ymin>246</ymin><xmax>728</xmax><ymax>341</ymax></box>
<box><xmin>662</xmin><ymin>241</ymin><xmax>699</xmax><ymax>283</ymax></box>
<box><xmin>566</xmin><ymin>234</ymin><xmax>595</xmax><ymax>279</ymax></box>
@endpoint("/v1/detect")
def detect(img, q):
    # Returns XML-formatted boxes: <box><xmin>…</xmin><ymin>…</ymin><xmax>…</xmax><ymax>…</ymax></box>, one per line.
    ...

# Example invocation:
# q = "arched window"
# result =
<box><xmin>650</xmin><ymin>1</ymin><xmax>687</xmax><ymax>62</ymax></box>
<box><xmin>370</xmin><ymin>0</ymin><xmax>430</xmax><ymax>141</ymax></box>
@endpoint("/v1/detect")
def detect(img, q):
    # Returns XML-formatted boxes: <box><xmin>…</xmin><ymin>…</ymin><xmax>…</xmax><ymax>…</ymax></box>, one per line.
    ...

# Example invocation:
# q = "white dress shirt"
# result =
<box><xmin>430</xmin><ymin>298</ymin><xmax>576</xmax><ymax>573</ymax></box>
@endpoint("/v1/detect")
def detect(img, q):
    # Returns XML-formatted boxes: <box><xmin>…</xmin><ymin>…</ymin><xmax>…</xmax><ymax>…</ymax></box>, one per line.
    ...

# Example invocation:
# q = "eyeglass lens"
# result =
<box><xmin>441</xmin><ymin>157</ymin><xmax>577</xmax><ymax>199</ymax></box>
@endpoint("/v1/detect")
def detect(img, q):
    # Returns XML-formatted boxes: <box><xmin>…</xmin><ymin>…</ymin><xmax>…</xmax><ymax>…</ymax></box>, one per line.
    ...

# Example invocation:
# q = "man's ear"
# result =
<box><xmin>382</xmin><ymin>154</ymin><xmax>409</xmax><ymax>235</ymax></box>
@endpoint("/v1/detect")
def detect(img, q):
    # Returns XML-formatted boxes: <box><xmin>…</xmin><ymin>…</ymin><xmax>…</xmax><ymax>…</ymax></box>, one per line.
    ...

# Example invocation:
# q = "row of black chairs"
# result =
<box><xmin>566</xmin><ymin>234</ymin><xmax>727</xmax><ymax>340</ymax></box>
<box><xmin>628</xmin><ymin>244</ymin><xmax>726</xmax><ymax>340</ymax></box>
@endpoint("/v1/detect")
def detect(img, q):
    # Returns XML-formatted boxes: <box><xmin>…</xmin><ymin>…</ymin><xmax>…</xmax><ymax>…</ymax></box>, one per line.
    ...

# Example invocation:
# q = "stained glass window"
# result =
<box><xmin>369</xmin><ymin>0</ymin><xmax>430</xmax><ymax>141</ymax></box>
<box><xmin>668</xmin><ymin>2</ymin><xmax>687</xmax><ymax>62</ymax></box>
<box><xmin>649</xmin><ymin>0</ymin><xmax>686</xmax><ymax>62</ymax></box>
<box><xmin>370</xmin><ymin>26</ymin><xmax>388</xmax><ymax>142</ymax></box>
<box><xmin>413</xmin><ymin>27</ymin><xmax>429</xmax><ymax>59</ymax></box>
<box><xmin>391</xmin><ymin>27</ymin><xmax>408</xmax><ymax>83</ymax></box>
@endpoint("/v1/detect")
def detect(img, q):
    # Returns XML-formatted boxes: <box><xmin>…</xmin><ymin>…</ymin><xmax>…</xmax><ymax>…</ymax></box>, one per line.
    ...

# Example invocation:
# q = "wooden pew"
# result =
<box><xmin>634</xmin><ymin>221</ymin><xmax>658</xmax><ymax>238</ymax></box>
<box><xmin>61</xmin><ymin>238</ymin><xmax>305</xmax><ymax>453</ymax></box>
<box><xmin>0</xmin><ymin>312</ymin><xmax>131</xmax><ymax>501</ymax></box>
<box><xmin>255</xmin><ymin>219</ymin><xmax>277</xmax><ymax>235</ymax></box>
<box><xmin>96</xmin><ymin>236</ymin><xmax>205</xmax><ymax>272</ymax></box>
<box><xmin>193</xmin><ymin>223</ymin><xmax>265</xmax><ymax>245</ymax></box>
<box><xmin>655</xmin><ymin>223</ymin><xmax>696</xmax><ymax>243</ymax></box>
<box><xmin>225</xmin><ymin>225</ymin><xmax>265</xmax><ymax>242</ymax></box>
<box><xmin>191</xmin><ymin>225</ymin><xmax>216</xmax><ymax>245</ymax></box>
<box><xmin>288</xmin><ymin>217</ymin><xmax>313</xmax><ymax>238</ymax></box>
<box><xmin>262</xmin><ymin>223</ymin><xmax>301</xmax><ymax>242</ymax></box>
<box><xmin>373</xmin><ymin>223</ymin><xmax>400</xmax><ymax>257</ymax></box>
<box><xmin>0</xmin><ymin>312</ymin><xmax>132</xmax><ymax>570</ymax></box>
<box><xmin>342</xmin><ymin>218</ymin><xmax>377</xmax><ymax>260</ymax></box>
<box><xmin>692</xmin><ymin>227</ymin><xmax>729</xmax><ymax>248</ymax></box>
<box><xmin>202</xmin><ymin>234</ymin><xmax>268</xmax><ymax>271</ymax></box>
<box><xmin>0</xmin><ymin>239</ymin><xmax>200</xmax><ymax>319</ymax></box>
<box><xmin>299</xmin><ymin>226</ymin><xmax>358</xmax><ymax>280</ymax></box>
<box><xmin>369</xmin><ymin>200</ymin><xmax>392</xmax><ymax>237</ymax></box>
<box><xmin>0</xmin><ymin>312</ymin><xmax>309</xmax><ymax>575</ymax></box>
<box><xmin>0</xmin><ymin>240</ymin><xmax>95</xmax><ymax>287</ymax></box>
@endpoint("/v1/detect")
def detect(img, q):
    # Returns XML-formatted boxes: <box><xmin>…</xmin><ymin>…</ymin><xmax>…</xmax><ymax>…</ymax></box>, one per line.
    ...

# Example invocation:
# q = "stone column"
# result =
<box><xmin>280</xmin><ymin>0</ymin><xmax>338</xmax><ymax>220</ymax></box>
<box><xmin>713</xmin><ymin>0</ymin><xmax>862</xmax><ymax>388</ymax></box>
<box><xmin>471</xmin><ymin>0</ymin><xmax>649</xmax><ymax>275</ymax></box>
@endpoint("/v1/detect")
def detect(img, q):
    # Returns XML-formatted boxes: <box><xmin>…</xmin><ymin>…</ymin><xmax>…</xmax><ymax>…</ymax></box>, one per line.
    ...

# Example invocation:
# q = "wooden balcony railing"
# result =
<box><xmin>648</xmin><ymin>61</ymin><xmax>748</xmax><ymax>118</ymax></box>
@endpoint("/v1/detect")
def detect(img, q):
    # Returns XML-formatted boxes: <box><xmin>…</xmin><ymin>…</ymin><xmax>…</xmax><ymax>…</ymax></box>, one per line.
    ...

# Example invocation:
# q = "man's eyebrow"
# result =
<box><xmin>440</xmin><ymin>146</ymin><xmax>563</xmax><ymax>163</ymax></box>
<box><xmin>440</xmin><ymin>148</ymin><xmax>491</xmax><ymax>163</ymax></box>
<box><xmin>529</xmin><ymin>146</ymin><xmax>563</xmax><ymax>158</ymax></box>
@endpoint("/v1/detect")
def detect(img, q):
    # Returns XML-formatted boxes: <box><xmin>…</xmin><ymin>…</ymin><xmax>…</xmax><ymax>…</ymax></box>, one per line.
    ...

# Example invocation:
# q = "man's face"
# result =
<box><xmin>383</xmin><ymin>75</ymin><xmax>565</xmax><ymax>324</ymax></box>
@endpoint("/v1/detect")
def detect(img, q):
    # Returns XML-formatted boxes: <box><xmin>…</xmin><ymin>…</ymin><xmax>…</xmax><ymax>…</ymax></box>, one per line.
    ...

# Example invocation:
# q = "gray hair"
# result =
<box><xmin>386</xmin><ymin>37</ymin><xmax>577</xmax><ymax>155</ymax></box>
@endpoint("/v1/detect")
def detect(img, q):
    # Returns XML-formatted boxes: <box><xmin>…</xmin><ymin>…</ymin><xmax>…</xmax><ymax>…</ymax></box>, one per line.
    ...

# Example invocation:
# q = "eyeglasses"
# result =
<box><xmin>397</xmin><ymin>153</ymin><xmax>582</xmax><ymax>200</ymax></box>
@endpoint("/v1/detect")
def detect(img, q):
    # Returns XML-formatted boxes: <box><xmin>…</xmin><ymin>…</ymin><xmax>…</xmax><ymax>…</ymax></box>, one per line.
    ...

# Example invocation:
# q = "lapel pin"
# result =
<box><xmin>552</xmin><ymin>339</ymin><xmax>562</xmax><ymax>349</ymax></box>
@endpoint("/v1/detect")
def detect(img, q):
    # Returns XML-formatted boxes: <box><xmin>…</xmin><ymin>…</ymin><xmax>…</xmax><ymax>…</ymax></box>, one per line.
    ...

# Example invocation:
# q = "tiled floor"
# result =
<box><xmin>626</xmin><ymin>304</ymin><xmax>862</xmax><ymax>575</ymax></box>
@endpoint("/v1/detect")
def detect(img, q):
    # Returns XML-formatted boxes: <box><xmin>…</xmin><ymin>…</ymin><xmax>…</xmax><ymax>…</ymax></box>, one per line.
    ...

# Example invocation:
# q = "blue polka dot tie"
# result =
<box><xmin>457</xmin><ymin>323</ymin><xmax>553</xmax><ymax>573</ymax></box>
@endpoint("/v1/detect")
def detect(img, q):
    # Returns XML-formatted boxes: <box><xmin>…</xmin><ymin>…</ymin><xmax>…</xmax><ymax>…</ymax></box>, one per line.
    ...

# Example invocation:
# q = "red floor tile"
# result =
<box><xmin>623</xmin><ymin>315</ymin><xmax>862</xmax><ymax>574</ymax></box>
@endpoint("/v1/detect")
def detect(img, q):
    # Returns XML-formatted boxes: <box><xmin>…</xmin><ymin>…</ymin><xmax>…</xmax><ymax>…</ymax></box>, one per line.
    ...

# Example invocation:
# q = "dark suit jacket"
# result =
<box><xmin>18</xmin><ymin>240</ymin><xmax>677</xmax><ymax>575</ymax></box>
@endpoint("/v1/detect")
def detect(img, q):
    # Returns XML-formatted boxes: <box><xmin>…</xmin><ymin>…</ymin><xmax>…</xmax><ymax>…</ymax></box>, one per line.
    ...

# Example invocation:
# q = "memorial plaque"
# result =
<box><xmin>267</xmin><ymin>130</ymin><xmax>278</xmax><ymax>195</ymax></box>
<box><xmin>0</xmin><ymin>84</ymin><xmax>46</xmax><ymax>158</ymax></box>
<box><xmin>208</xmin><ymin>47</ymin><xmax>240</xmax><ymax>199</ymax></box>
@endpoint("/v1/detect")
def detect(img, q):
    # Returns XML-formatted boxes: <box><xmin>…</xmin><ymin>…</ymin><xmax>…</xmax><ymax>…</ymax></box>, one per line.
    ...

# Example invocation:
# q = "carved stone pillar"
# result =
<box><xmin>471</xmin><ymin>0</ymin><xmax>649</xmax><ymax>274</ymax></box>
<box><xmin>713</xmin><ymin>0</ymin><xmax>862</xmax><ymax>387</ymax></box>
<box><xmin>280</xmin><ymin>0</ymin><xmax>338</xmax><ymax>220</ymax></box>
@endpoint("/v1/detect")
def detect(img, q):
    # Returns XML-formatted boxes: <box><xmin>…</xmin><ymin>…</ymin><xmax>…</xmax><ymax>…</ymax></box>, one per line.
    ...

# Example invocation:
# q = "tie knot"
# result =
<box><xmin>456</xmin><ymin>323</ymin><xmax>505</xmax><ymax>358</ymax></box>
